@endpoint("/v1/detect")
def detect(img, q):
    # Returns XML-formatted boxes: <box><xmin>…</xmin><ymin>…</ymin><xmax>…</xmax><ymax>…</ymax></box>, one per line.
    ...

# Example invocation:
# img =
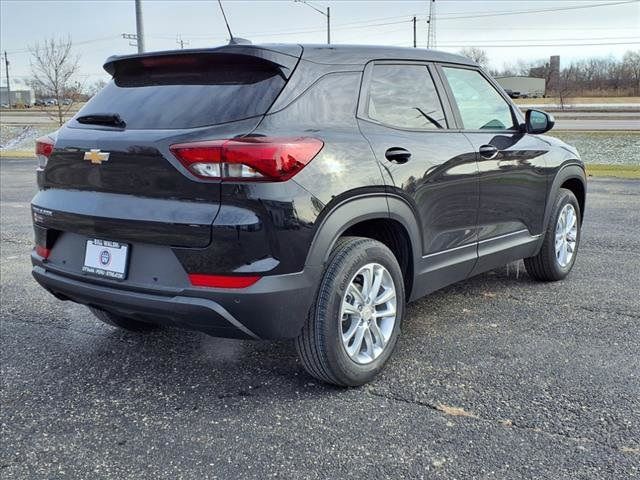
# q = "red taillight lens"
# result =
<box><xmin>35</xmin><ymin>245</ymin><xmax>51</xmax><ymax>259</ymax></box>
<box><xmin>35</xmin><ymin>136</ymin><xmax>55</xmax><ymax>169</ymax></box>
<box><xmin>170</xmin><ymin>137</ymin><xmax>324</xmax><ymax>182</ymax></box>
<box><xmin>188</xmin><ymin>274</ymin><xmax>260</xmax><ymax>289</ymax></box>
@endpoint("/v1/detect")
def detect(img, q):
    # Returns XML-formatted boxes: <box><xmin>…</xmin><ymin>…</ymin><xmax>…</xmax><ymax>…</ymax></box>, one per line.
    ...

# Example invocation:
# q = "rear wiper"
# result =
<box><xmin>76</xmin><ymin>113</ymin><xmax>126</xmax><ymax>128</ymax></box>
<box><xmin>414</xmin><ymin>107</ymin><xmax>444</xmax><ymax>129</ymax></box>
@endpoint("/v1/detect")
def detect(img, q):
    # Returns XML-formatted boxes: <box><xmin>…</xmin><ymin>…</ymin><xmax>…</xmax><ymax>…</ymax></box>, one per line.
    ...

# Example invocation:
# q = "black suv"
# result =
<box><xmin>31</xmin><ymin>44</ymin><xmax>586</xmax><ymax>386</ymax></box>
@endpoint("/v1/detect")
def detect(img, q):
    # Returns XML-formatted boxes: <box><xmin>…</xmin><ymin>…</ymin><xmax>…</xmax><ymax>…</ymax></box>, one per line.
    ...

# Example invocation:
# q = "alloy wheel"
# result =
<box><xmin>339</xmin><ymin>263</ymin><xmax>397</xmax><ymax>364</ymax></box>
<box><xmin>555</xmin><ymin>203</ymin><xmax>578</xmax><ymax>268</ymax></box>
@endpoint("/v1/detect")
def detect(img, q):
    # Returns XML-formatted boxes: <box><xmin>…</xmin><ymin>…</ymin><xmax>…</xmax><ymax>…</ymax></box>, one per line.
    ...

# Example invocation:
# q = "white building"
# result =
<box><xmin>495</xmin><ymin>76</ymin><xmax>546</xmax><ymax>98</ymax></box>
<box><xmin>0</xmin><ymin>83</ymin><xmax>36</xmax><ymax>106</ymax></box>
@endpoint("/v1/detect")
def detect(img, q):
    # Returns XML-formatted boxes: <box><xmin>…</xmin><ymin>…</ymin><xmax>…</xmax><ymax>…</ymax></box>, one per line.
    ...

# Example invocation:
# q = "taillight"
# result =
<box><xmin>35</xmin><ymin>245</ymin><xmax>51</xmax><ymax>259</ymax></box>
<box><xmin>170</xmin><ymin>137</ymin><xmax>324</xmax><ymax>182</ymax></box>
<box><xmin>188</xmin><ymin>274</ymin><xmax>260</xmax><ymax>288</ymax></box>
<box><xmin>35</xmin><ymin>136</ymin><xmax>55</xmax><ymax>169</ymax></box>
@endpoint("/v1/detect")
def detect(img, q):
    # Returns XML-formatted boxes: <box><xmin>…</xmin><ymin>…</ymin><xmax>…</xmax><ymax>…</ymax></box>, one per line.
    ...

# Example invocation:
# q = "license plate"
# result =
<box><xmin>82</xmin><ymin>239</ymin><xmax>129</xmax><ymax>280</ymax></box>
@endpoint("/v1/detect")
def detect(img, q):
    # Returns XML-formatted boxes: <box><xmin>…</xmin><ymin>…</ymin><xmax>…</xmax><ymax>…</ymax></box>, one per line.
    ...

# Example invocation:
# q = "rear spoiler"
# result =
<box><xmin>103</xmin><ymin>45</ymin><xmax>302</xmax><ymax>79</ymax></box>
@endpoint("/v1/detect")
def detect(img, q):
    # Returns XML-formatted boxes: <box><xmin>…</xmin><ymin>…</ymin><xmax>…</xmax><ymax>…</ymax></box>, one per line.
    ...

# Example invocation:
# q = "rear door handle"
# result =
<box><xmin>478</xmin><ymin>144</ymin><xmax>499</xmax><ymax>159</ymax></box>
<box><xmin>385</xmin><ymin>147</ymin><xmax>411</xmax><ymax>164</ymax></box>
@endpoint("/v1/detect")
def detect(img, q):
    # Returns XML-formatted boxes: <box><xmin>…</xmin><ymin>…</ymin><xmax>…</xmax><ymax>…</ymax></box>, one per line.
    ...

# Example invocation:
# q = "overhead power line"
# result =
<box><xmin>436</xmin><ymin>0</ymin><xmax>639</xmax><ymax>21</ymax></box>
<box><xmin>166</xmin><ymin>0</ymin><xmax>638</xmax><ymax>41</ymax></box>
<box><xmin>448</xmin><ymin>36</ymin><xmax>640</xmax><ymax>43</ymax></box>
<box><xmin>4</xmin><ymin>35</ymin><xmax>121</xmax><ymax>55</ymax></box>
<box><xmin>418</xmin><ymin>41</ymin><xmax>640</xmax><ymax>48</ymax></box>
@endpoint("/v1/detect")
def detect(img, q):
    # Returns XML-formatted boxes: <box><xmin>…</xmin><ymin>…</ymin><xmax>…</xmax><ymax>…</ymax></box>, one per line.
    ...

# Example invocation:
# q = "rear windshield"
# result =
<box><xmin>74</xmin><ymin>53</ymin><xmax>287</xmax><ymax>129</ymax></box>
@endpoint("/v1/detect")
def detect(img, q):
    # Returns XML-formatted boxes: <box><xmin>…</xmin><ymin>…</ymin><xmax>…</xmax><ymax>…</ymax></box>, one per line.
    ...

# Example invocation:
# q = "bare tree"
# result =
<box><xmin>88</xmin><ymin>79</ymin><xmax>108</xmax><ymax>97</ymax></box>
<box><xmin>29</xmin><ymin>36</ymin><xmax>81</xmax><ymax>126</ymax></box>
<box><xmin>458</xmin><ymin>47</ymin><xmax>489</xmax><ymax>69</ymax></box>
<box><xmin>492</xmin><ymin>51</ymin><xmax>640</xmax><ymax>97</ymax></box>
<box><xmin>622</xmin><ymin>50</ymin><xmax>640</xmax><ymax>95</ymax></box>
<box><xmin>558</xmin><ymin>64</ymin><xmax>576</xmax><ymax>110</ymax></box>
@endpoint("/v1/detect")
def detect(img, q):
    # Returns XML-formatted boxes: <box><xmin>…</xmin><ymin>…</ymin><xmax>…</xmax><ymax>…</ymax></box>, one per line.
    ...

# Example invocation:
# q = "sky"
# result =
<box><xmin>1</xmin><ymin>0</ymin><xmax>639</xmax><ymax>87</ymax></box>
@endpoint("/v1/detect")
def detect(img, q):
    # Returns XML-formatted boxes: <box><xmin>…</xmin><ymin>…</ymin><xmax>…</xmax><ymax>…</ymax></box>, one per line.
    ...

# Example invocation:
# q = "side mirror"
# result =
<box><xmin>525</xmin><ymin>109</ymin><xmax>555</xmax><ymax>134</ymax></box>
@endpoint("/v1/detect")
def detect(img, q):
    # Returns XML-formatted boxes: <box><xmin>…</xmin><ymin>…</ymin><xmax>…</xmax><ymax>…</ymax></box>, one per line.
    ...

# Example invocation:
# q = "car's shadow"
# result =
<box><xmin>77</xmin><ymin>263</ymin><xmax>537</xmax><ymax>396</ymax></box>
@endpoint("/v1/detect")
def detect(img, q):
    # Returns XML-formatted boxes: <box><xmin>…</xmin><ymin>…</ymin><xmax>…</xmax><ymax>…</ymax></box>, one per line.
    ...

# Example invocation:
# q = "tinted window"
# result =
<box><xmin>442</xmin><ymin>67</ymin><xmax>515</xmax><ymax>130</ymax></box>
<box><xmin>74</xmin><ymin>54</ymin><xmax>286</xmax><ymax>129</ymax></box>
<box><xmin>367</xmin><ymin>64</ymin><xmax>446</xmax><ymax>130</ymax></box>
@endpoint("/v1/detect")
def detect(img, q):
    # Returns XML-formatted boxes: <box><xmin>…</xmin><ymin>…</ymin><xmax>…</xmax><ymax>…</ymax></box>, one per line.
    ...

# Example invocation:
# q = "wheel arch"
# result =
<box><xmin>560</xmin><ymin>176</ymin><xmax>586</xmax><ymax>225</ymax></box>
<box><xmin>305</xmin><ymin>193</ymin><xmax>423</xmax><ymax>299</ymax></box>
<box><xmin>541</xmin><ymin>163</ymin><xmax>587</xmax><ymax>240</ymax></box>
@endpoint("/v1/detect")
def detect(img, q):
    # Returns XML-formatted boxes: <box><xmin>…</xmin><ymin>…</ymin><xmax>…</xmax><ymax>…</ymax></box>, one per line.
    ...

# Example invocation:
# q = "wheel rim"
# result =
<box><xmin>340</xmin><ymin>263</ymin><xmax>397</xmax><ymax>365</ymax></box>
<box><xmin>555</xmin><ymin>203</ymin><xmax>578</xmax><ymax>268</ymax></box>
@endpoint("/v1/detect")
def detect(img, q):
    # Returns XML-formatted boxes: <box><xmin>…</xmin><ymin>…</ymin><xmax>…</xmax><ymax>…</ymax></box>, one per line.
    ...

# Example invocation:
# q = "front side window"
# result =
<box><xmin>367</xmin><ymin>64</ymin><xmax>446</xmax><ymax>130</ymax></box>
<box><xmin>442</xmin><ymin>67</ymin><xmax>515</xmax><ymax>130</ymax></box>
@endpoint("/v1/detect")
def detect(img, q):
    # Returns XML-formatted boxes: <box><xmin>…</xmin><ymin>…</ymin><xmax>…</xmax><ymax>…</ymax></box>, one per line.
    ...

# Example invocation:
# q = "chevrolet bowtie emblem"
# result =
<box><xmin>84</xmin><ymin>149</ymin><xmax>110</xmax><ymax>165</ymax></box>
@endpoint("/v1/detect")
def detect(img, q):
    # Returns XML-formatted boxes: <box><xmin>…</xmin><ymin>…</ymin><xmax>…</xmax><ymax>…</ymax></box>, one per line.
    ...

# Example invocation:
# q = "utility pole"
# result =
<box><xmin>326</xmin><ymin>7</ymin><xmax>330</xmax><ymax>45</ymax></box>
<box><xmin>427</xmin><ymin>0</ymin><xmax>436</xmax><ymax>49</ymax></box>
<box><xmin>176</xmin><ymin>35</ymin><xmax>189</xmax><ymax>49</ymax></box>
<box><xmin>3</xmin><ymin>51</ymin><xmax>10</xmax><ymax>110</ymax></box>
<box><xmin>135</xmin><ymin>0</ymin><xmax>145</xmax><ymax>53</ymax></box>
<box><xmin>412</xmin><ymin>16</ymin><xmax>416</xmax><ymax>48</ymax></box>
<box><xmin>122</xmin><ymin>33</ymin><xmax>139</xmax><ymax>49</ymax></box>
<box><xmin>294</xmin><ymin>1</ymin><xmax>331</xmax><ymax>45</ymax></box>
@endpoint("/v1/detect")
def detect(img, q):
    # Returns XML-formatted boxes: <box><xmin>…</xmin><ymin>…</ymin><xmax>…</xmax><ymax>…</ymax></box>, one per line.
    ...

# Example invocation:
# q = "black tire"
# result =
<box><xmin>88</xmin><ymin>306</ymin><xmax>158</xmax><ymax>332</ymax></box>
<box><xmin>525</xmin><ymin>188</ymin><xmax>581</xmax><ymax>282</ymax></box>
<box><xmin>295</xmin><ymin>237</ymin><xmax>405</xmax><ymax>387</ymax></box>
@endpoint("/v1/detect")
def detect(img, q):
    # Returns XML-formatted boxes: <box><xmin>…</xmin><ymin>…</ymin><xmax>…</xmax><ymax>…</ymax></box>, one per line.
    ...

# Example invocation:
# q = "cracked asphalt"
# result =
<box><xmin>1</xmin><ymin>157</ymin><xmax>639</xmax><ymax>479</ymax></box>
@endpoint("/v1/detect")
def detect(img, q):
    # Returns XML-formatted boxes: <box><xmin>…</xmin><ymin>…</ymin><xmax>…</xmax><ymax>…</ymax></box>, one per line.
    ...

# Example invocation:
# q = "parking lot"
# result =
<box><xmin>1</xmin><ymin>157</ymin><xmax>639</xmax><ymax>479</ymax></box>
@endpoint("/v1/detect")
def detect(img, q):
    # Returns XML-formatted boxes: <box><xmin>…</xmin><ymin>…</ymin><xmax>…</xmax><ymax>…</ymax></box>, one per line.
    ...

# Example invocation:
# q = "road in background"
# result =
<box><xmin>1</xmin><ymin>158</ymin><xmax>638</xmax><ymax>479</ymax></box>
<box><xmin>2</xmin><ymin>108</ymin><xmax>640</xmax><ymax>130</ymax></box>
<box><xmin>552</xmin><ymin>119</ymin><xmax>639</xmax><ymax>131</ymax></box>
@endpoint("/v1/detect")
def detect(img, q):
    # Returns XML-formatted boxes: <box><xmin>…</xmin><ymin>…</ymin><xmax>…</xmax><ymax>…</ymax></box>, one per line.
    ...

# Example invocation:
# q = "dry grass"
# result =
<box><xmin>514</xmin><ymin>97</ymin><xmax>640</xmax><ymax>105</ymax></box>
<box><xmin>586</xmin><ymin>164</ymin><xmax>640</xmax><ymax>179</ymax></box>
<box><xmin>0</xmin><ymin>150</ymin><xmax>34</xmax><ymax>158</ymax></box>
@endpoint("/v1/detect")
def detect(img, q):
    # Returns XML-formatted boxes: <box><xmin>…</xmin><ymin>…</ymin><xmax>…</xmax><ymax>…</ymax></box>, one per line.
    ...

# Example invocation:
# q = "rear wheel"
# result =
<box><xmin>296</xmin><ymin>237</ymin><xmax>405</xmax><ymax>387</ymax></box>
<box><xmin>89</xmin><ymin>306</ymin><xmax>158</xmax><ymax>332</ymax></box>
<box><xmin>525</xmin><ymin>188</ymin><xmax>581</xmax><ymax>281</ymax></box>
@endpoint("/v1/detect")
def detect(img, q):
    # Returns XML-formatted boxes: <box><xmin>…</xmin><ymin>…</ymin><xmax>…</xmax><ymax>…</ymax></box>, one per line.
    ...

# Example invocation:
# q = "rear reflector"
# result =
<box><xmin>35</xmin><ymin>136</ymin><xmax>55</xmax><ymax>169</ymax></box>
<box><xmin>188</xmin><ymin>274</ymin><xmax>260</xmax><ymax>288</ymax></box>
<box><xmin>35</xmin><ymin>245</ymin><xmax>51</xmax><ymax>259</ymax></box>
<box><xmin>170</xmin><ymin>137</ymin><xmax>323</xmax><ymax>182</ymax></box>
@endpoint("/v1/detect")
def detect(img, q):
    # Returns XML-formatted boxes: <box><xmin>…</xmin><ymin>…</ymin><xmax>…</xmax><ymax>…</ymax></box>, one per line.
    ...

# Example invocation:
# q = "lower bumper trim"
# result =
<box><xmin>32</xmin><ymin>266</ymin><xmax>259</xmax><ymax>339</ymax></box>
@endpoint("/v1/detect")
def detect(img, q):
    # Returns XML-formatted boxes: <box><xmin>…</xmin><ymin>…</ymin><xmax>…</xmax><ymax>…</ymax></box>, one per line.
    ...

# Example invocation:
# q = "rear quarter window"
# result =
<box><xmin>73</xmin><ymin>54</ymin><xmax>287</xmax><ymax>130</ymax></box>
<box><xmin>366</xmin><ymin>64</ymin><xmax>447</xmax><ymax>130</ymax></box>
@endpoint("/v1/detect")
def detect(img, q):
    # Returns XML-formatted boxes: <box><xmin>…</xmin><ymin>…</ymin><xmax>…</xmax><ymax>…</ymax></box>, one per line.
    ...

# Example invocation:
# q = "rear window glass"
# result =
<box><xmin>74</xmin><ymin>54</ymin><xmax>286</xmax><ymax>129</ymax></box>
<box><xmin>367</xmin><ymin>64</ymin><xmax>446</xmax><ymax>130</ymax></box>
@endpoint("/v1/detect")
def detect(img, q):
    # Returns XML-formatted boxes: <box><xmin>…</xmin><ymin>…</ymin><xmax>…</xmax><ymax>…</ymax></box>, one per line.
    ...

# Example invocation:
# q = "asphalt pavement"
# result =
<box><xmin>1</xmin><ymin>157</ymin><xmax>639</xmax><ymax>479</ymax></box>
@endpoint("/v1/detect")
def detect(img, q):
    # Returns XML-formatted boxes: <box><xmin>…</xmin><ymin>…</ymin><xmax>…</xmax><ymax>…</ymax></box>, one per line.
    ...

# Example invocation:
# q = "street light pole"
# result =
<box><xmin>326</xmin><ymin>6</ymin><xmax>330</xmax><ymax>45</ymax></box>
<box><xmin>3</xmin><ymin>51</ymin><xmax>10</xmax><ymax>110</ymax></box>
<box><xmin>294</xmin><ymin>1</ymin><xmax>331</xmax><ymax>45</ymax></box>
<box><xmin>134</xmin><ymin>0</ymin><xmax>145</xmax><ymax>53</ymax></box>
<box><xmin>413</xmin><ymin>16</ymin><xmax>416</xmax><ymax>48</ymax></box>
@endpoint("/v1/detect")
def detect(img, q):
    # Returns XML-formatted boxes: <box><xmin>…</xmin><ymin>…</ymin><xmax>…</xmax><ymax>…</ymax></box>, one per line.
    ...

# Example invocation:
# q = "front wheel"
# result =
<box><xmin>525</xmin><ymin>188</ymin><xmax>581</xmax><ymax>281</ymax></box>
<box><xmin>296</xmin><ymin>237</ymin><xmax>405</xmax><ymax>387</ymax></box>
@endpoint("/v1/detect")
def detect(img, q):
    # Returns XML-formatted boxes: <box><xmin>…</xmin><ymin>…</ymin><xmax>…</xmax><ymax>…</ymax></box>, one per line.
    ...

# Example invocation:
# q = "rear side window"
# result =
<box><xmin>442</xmin><ymin>67</ymin><xmax>516</xmax><ymax>130</ymax></box>
<box><xmin>367</xmin><ymin>64</ymin><xmax>446</xmax><ymax>130</ymax></box>
<box><xmin>75</xmin><ymin>54</ymin><xmax>286</xmax><ymax>129</ymax></box>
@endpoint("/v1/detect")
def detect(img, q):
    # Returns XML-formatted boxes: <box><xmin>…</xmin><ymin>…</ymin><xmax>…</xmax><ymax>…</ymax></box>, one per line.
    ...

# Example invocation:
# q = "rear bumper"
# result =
<box><xmin>32</xmin><ymin>261</ymin><xmax>321</xmax><ymax>340</ymax></box>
